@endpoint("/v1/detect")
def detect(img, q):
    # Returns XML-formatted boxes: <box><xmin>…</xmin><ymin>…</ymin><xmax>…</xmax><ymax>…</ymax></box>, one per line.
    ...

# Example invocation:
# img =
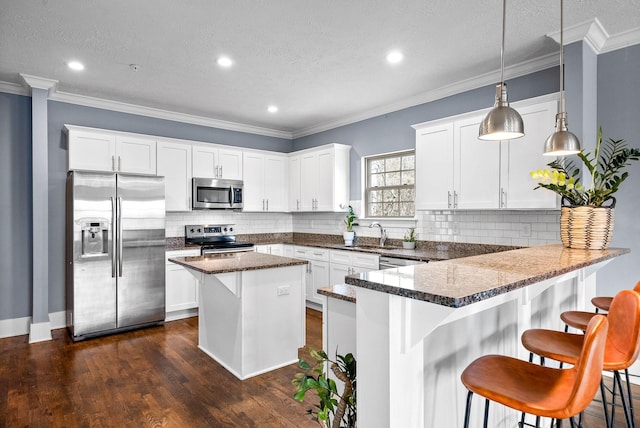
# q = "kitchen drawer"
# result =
<box><xmin>330</xmin><ymin>250</ymin><xmax>379</xmax><ymax>270</ymax></box>
<box><xmin>166</xmin><ymin>248</ymin><xmax>200</xmax><ymax>263</ymax></box>
<box><xmin>351</xmin><ymin>253</ymin><xmax>379</xmax><ymax>270</ymax></box>
<box><xmin>293</xmin><ymin>246</ymin><xmax>329</xmax><ymax>261</ymax></box>
<box><xmin>330</xmin><ymin>250</ymin><xmax>352</xmax><ymax>265</ymax></box>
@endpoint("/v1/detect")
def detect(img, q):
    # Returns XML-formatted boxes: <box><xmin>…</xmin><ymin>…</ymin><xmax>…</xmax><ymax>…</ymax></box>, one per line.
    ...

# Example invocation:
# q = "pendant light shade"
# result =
<box><xmin>478</xmin><ymin>0</ymin><xmax>524</xmax><ymax>141</ymax></box>
<box><xmin>543</xmin><ymin>112</ymin><xmax>581</xmax><ymax>156</ymax></box>
<box><xmin>478</xmin><ymin>83</ymin><xmax>525</xmax><ymax>140</ymax></box>
<box><xmin>543</xmin><ymin>0</ymin><xmax>581</xmax><ymax>156</ymax></box>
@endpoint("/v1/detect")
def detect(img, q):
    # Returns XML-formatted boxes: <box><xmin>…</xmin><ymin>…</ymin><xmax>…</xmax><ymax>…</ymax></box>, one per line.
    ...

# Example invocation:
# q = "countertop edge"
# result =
<box><xmin>344</xmin><ymin>245</ymin><xmax>630</xmax><ymax>308</ymax></box>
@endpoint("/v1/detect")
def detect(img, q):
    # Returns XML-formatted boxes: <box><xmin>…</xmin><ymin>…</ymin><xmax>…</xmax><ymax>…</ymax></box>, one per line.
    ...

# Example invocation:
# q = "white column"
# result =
<box><xmin>20</xmin><ymin>74</ymin><xmax>58</xmax><ymax>343</ymax></box>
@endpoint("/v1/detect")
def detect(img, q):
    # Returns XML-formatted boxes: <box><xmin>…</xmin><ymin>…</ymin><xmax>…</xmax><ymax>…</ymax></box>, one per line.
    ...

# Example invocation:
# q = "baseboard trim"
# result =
<box><xmin>29</xmin><ymin>321</ymin><xmax>52</xmax><ymax>343</ymax></box>
<box><xmin>0</xmin><ymin>315</ymin><xmax>31</xmax><ymax>339</ymax></box>
<box><xmin>0</xmin><ymin>310</ymin><xmax>66</xmax><ymax>340</ymax></box>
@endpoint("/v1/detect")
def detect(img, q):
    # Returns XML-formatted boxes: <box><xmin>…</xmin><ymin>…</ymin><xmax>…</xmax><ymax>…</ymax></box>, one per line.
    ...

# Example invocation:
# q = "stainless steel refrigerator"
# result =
<box><xmin>66</xmin><ymin>171</ymin><xmax>166</xmax><ymax>340</ymax></box>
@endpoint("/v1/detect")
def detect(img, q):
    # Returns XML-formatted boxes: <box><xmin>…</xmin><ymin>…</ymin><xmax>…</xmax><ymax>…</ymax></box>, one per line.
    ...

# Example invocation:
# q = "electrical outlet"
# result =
<box><xmin>521</xmin><ymin>224</ymin><xmax>532</xmax><ymax>238</ymax></box>
<box><xmin>277</xmin><ymin>285</ymin><xmax>290</xmax><ymax>296</ymax></box>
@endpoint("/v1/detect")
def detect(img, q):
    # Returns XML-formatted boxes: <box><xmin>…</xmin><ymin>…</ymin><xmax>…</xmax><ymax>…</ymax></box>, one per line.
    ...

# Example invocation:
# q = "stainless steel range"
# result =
<box><xmin>185</xmin><ymin>224</ymin><xmax>254</xmax><ymax>255</ymax></box>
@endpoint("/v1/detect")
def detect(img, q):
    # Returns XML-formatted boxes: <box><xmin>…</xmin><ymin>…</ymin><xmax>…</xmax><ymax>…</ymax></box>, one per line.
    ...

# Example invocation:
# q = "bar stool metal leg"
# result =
<box><xmin>463</xmin><ymin>391</ymin><xmax>473</xmax><ymax>428</ymax></box>
<box><xmin>625</xmin><ymin>369</ymin><xmax>636</xmax><ymax>427</ymax></box>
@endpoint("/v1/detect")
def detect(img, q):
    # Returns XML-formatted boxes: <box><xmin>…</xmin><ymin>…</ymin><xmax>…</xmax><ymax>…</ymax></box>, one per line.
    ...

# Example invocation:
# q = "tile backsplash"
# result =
<box><xmin>167</xmin><ymin>207</ymin><xmax>561</xmax><ymax>247</ymax></box>
<box><xmin>166</xmin><ymin>211</ymin><xmax>292</xmax><ymax>237</ymax></box>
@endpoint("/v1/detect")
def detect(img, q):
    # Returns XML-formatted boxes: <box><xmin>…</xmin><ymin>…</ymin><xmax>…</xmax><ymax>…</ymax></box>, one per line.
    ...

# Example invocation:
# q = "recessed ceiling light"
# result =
<box><xmin>67</xmin><ymin>61</ymin><xmax>85</xmax><ymax>71</ymax></box>
<box><xmin>267</xmin><ymin>105</ymin><xmax>278</xmax><ymax>113</ymax></box>
<box><xmin>386</xmin><ymin>51</ymin><xmax>403</xmax><ymax>64</ymax></box>
<box><xmin>217</xmin><ymin>57</ymin><xmax>233</xmax><ymax>67</ymax></box>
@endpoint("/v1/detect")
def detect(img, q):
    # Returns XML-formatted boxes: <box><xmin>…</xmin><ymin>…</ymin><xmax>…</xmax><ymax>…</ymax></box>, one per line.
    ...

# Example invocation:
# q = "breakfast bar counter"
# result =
<box><xmin>169</xmin><ymin>252</ymin><xmax>308</xmax><ymax>380</ymax></box>
<box><xmin>342</xmin><ymin>244</ymin><xmax>629</xmax><ymax>428</ymax></box>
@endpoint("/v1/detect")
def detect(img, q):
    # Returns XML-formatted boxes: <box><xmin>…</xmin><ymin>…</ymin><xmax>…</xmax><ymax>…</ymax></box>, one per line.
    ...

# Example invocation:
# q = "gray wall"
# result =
<box><xmin>292</xmin><ymin>67</ymin><xmax>560</xmax><ymax>198</ymax></box>
<box><xmin>0</xmin><ymin>92</ymin><xmax>32</xmax><ymax>320</ymax></box>
<box><xmin>597</xmin><ymin>43</ymin><xmax>640</xmax><ymax>295</ymax></box>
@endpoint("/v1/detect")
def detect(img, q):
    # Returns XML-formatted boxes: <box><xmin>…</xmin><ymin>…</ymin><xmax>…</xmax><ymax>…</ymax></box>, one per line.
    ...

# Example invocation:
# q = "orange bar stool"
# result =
<box><xmin>522</xmin><ymin>290</ymin><xmax>640</xmax><ymax>428</ymax></box>
<box><xmin>461</xmin><ymin>315</ymin><xmax>608</xmax><ymax>428</ymax></box>
<box><xmin>591</xmin><ymin>281</ymin><xmax>640</xmax><ymax>313</ymax></box>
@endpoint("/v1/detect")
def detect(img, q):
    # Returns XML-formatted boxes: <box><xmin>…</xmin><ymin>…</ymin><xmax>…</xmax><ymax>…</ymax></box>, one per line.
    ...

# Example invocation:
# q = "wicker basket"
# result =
<box><xmin>560</xmin><ymin>197</ymin><xmax>615</xmax><ymax>250</ymax></box>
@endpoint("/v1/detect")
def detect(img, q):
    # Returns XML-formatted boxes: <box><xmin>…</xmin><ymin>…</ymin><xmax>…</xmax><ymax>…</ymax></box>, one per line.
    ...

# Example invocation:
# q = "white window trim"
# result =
<box><xmin>361</xmin><ymin>149</ymin><xmax>415</xmax><ymax>219</ymax></box>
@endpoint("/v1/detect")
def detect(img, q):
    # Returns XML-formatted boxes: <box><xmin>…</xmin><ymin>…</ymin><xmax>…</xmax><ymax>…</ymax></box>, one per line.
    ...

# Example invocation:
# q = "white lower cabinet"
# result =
<box><xmin>165</xmin><ymin>249</ymin><xmax>200</xmax><ymax>321</ymax></box>
<box><xmin>293</xmin><ymin>246</ymin><xmax>330</xmax><ymax>308</ymax></box>
<box><xmin>329</xmin><ymin>250</ymin><xmax>379</xmax><ymax>284</ymax></box>
<box><xmin>254</xmin><ymin>244</ymin><xmax>284</xmax><ymax>256</ymax></box>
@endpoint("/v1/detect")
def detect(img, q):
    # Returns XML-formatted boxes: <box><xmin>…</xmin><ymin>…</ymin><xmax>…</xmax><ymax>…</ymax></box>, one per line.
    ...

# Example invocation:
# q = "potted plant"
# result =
<box><xmin>293</xmin><ymin>349</ymin><xmax>356</xmax><ymax>428</ymax></box>
<box><xmin>403</xmin><ymin>227</ymin><xmax>416</xmax><ymax>249</ymax></box>
<box><xmin>531</xmin><ymin>127</ymin><xmax>639</xmax><ymax>249</ymax></box>
<box><xmin>343</xmin><ymin>205</ymin><xmax>358</xmax><ymax>246</ymax></box>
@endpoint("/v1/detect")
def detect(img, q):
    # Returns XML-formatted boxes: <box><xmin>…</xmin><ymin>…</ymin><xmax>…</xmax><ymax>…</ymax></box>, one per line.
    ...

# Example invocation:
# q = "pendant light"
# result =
<box><xmin>478</xmin><ymin>0</ymin><xmax>525</xmax><ymax>141</ymax></box>
<box><xmin>543</xmin><ymin>0</ymin><xmax>581</xmax><ymax>156</ymax></box>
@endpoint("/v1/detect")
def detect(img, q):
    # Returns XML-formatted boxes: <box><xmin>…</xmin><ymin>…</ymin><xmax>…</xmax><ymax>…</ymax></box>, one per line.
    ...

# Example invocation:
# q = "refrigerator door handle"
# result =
<box><xmin>118</xmin><ymin>196</ymin><xmax>123</xmax><ymax>277</ymax></box>
<box><xmin>111</xmin><ymin>196</ymin><xmax>117</xmax><ymax>278</ymax></box>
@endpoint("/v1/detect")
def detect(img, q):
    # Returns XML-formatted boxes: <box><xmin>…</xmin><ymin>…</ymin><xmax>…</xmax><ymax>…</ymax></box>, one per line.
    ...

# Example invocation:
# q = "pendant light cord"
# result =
<box><xmin>500</xmin><ymin>0</ymin><xmax>506</xmax><ymax>87</ymax></box>
<box><xmin>559</xmin><ymin>0</ymin><xmax>565</xmax><ymax>113</ymax></box>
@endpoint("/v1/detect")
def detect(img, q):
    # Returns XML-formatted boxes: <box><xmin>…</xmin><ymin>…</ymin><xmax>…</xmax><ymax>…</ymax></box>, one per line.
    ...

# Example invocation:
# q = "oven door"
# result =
<box><xmin>192</xmin><ymin>178</ymin><xmax>244</xmax><ymax>210</ymax></box>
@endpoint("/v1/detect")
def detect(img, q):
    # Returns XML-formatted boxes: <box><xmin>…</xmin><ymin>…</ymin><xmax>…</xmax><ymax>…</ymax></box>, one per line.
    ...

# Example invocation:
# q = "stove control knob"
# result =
<box><xmin>190</xmin><ymin>228</ymin><xmax>195</xmax><ymax>233</ymax></box>
<box><xmin>229</xmin><ymin>227</ymin><xmax>234</xmax><ymax>232</ymax></box>
<box><xmin>197</xmin><ymin>228</ymin><xmax>202</xmax><ymax>233</ymax></box>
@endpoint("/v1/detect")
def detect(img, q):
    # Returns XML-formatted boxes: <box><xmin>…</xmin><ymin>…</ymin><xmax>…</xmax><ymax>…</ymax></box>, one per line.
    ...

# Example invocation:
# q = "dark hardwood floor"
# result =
<box><xmin>0</xmin><ymin>308</ymin><xmax>638</xmax><ymax>427</ymax></box>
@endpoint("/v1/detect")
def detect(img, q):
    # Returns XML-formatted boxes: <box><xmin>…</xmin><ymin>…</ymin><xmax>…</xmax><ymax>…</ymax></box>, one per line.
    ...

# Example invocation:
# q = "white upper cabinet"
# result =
<box><xmin>157</xmin><ymin>140</ymin><xmax>192</xmax><ymax>211</ymax></box>
<box><xmin>288</xmin><ymin>155</ymin><xmax>302</xmax><ymax>211</ymax></box>
<box><xmin>192</xmin><ymin>144</ymin><xmax>242</xmax><ymax>180</ymax></box>
<box><xmin>66</xmin><ymin>125</ymin><xmax>156</xmax><ymax>175</ymax></box>
<box><xmin>414</xmin><ymin>96</ymin><xmax>558</xmax><ymax>210</ymax></box>
<box><xmin>415</xmin><ymin>123</ymin><xmax>454</xmax><ymax>210</ymax></box>
<box><xmin>242</xmin><ymin>151</ymin><xmax>288</xmax><ymax>212</ymax></box>
<box><xmin>455</xmin><ymin>115</ymin><xmax>501</xmax><ymax>209</ymax></box>
<box><xmin>500</xmin><ymin>100</ymin><xmax>558</xmax><ymax>209</ymax></box>
<box><xmin>294</xmin><ymin>144</ymin><xmax>350</xmax><ymax>212</ymax></box>
<box><xmin>115</xmin><ymin>135</ymin><xmax>157</xmax><ymax>175</ymax></box>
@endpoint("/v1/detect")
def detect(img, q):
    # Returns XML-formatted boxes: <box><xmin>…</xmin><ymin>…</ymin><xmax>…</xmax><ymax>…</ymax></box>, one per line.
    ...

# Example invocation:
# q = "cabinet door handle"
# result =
<box><xmin>112</xmin><ymin>155</ymin><xmax>116</xmax><ymax>171</ymax></box>
<box><xmin>297</xmin><ymin>199</ymin><xmax>300</xmax><ymax>211</ymax></box>
<box><xmin>447</xmin><ymin>191</ymin><xmax>452</xmax><ymax>209</ymax></box>
<box><xmin>262</xmin><ymin>199</ymin><xmax>265</xmax><ymax>211</ymax></box>
<box><xmin>118</xmin><ymin>156</ymin><xmax>122</xmax><ymax>172</ymax></box>
<box><xmin>501</xmin><ymin>188</ymin><xmax>506</xmax><ymax>208</ymax></box>
<box><xmin>454</xmin><ymin>191</ymin><xmax>458</xmax><ymax>208</ymax></box>
<box><xmin>219</xmin><ymin>166</ymin><xmax>223</xmax><ymax>177</ymax></box>
<box><xmin>266</xmin><ymin>199</ymin><xmax>269</xmax><ymax>211</ymax></box>
<box><xmin>215</xmin><ymin>165</ymin><xmax>219</xmax><ymax>178</ymax></box>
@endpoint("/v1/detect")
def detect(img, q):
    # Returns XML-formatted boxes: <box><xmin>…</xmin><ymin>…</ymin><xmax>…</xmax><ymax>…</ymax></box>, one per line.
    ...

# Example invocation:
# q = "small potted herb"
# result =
<box><xmin>343</xmin><ymin>205</ymin><xmax>358</xmax><ymax>246</ymax></box>
<box><xmin>403</xmin><ymin>227</ymin><xmax>416</xmax><ymax>249</ymax></box>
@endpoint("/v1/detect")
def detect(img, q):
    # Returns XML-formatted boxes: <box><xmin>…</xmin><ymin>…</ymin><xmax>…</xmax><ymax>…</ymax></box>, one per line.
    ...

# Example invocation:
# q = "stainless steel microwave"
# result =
<box><xmin>192</xmin><ymin>178</ymin><xmax>243</xmax><ymax>210</ymax></box>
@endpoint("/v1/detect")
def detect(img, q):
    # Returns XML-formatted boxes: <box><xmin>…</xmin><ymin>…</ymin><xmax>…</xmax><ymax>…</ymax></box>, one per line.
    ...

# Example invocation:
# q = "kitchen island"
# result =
<box><xmin>170</xmin><ymin>252</ymin><xmax>308</xmax><ymax>380</ymax></box>
<box><xmin>341</xmin><ymin>244</ymin><xmax>629</xmax><ymax>428</ymax></box>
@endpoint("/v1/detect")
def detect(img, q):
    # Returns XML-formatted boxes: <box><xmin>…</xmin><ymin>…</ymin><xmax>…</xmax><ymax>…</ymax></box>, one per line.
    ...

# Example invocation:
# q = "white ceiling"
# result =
<box><xmin>1</xmin><ymin>0</ymin><xmax>639</xmax><ymax>138</ymax></box>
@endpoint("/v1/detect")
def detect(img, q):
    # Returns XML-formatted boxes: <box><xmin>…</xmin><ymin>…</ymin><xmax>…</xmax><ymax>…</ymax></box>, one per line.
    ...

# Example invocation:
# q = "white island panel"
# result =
<box><xmin>198</xmin><ymin>265</ymin><xmax>305</xmax><ymax>380</ymax></box>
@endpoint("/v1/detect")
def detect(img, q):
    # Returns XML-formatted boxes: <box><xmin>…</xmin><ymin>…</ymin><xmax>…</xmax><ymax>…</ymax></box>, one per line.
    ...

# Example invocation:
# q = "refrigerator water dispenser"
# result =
<box><xmin>81</xmin><ymin>221</ymin><xmax>108</xmax><ymax>255</ymax></box>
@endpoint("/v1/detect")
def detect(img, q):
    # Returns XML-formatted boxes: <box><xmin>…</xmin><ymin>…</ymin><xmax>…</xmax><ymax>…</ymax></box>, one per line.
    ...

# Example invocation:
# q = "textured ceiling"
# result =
<box><xmin>1</xmin><ymin>0</ymin><xmax>639</xmax><ymax>136</ymax></box>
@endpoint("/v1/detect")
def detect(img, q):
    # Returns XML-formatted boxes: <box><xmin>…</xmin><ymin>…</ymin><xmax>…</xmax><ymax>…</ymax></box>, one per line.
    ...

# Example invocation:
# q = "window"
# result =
<box><xmin>365</xmin><ymin>150</ymin><xmax>415</xmax><ymax>218</ymax></box>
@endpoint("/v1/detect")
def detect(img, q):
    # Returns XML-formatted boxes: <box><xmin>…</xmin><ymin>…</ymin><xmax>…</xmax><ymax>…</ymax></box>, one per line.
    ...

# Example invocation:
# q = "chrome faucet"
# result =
<box><xmin>369</xmin><ymin>222</ymin><xmax>387</xmax><ymax>246</ymax></box>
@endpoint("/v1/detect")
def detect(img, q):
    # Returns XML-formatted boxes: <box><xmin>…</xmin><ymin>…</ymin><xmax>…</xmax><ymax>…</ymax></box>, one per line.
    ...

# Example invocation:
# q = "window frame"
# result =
<box><xmin>363</xmin><ymin>149</ymin><xmax>415</xmax><ymax>219</ymax></box>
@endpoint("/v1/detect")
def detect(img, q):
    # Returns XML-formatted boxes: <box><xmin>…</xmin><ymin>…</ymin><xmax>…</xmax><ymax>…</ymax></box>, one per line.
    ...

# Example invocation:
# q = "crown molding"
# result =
<box><xmin>547</xmin><ymin>18</ymin><xmax>640</xmax><ymax>54</ymax></box>
<box><xmin>19</xmin><ymin>74</ymin><xmax>58</xmax><ymax>94</ymax></box>
<box><xmin>292</xmin><ymin>52</ymin><xmax>559</xmax><ymax>139</ymax></box>
<box><xmin>48</xmin><ymin>90</ymin><xmax>293</xmax><ymax>139</ymax></box>
<box><xmin>0</xmin><ymin>81</ymin><xmax>29</xmax><ymax>96</ymax></box>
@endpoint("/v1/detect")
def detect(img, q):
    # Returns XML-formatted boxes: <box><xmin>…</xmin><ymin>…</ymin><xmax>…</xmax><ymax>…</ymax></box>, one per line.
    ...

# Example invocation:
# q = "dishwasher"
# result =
<box><xmin>378</xmin><ymin>256</ymin><xmax>427</xmax><ymax>269</ymax></box>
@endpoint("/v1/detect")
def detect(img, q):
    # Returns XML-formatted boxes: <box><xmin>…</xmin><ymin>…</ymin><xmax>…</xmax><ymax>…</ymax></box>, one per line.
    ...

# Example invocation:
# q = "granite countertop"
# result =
<box><xmin>318</xmin><ymin>284</ymin><xmax>357</xmax><ymax>303</ymax></box>
<box><xmin>169</xmin><ymin>252</ymin><xmax>308</xmax><ymax>274</ymax></box>
<box><xmin>165</xmin><ymin>233</ymin><xmax>517</xmax><ymax>262</ymax></box>
<box><xmin>345</xmin><ymin>244</ymin><xmax>630</xmax><ymax>308</ymax></box>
